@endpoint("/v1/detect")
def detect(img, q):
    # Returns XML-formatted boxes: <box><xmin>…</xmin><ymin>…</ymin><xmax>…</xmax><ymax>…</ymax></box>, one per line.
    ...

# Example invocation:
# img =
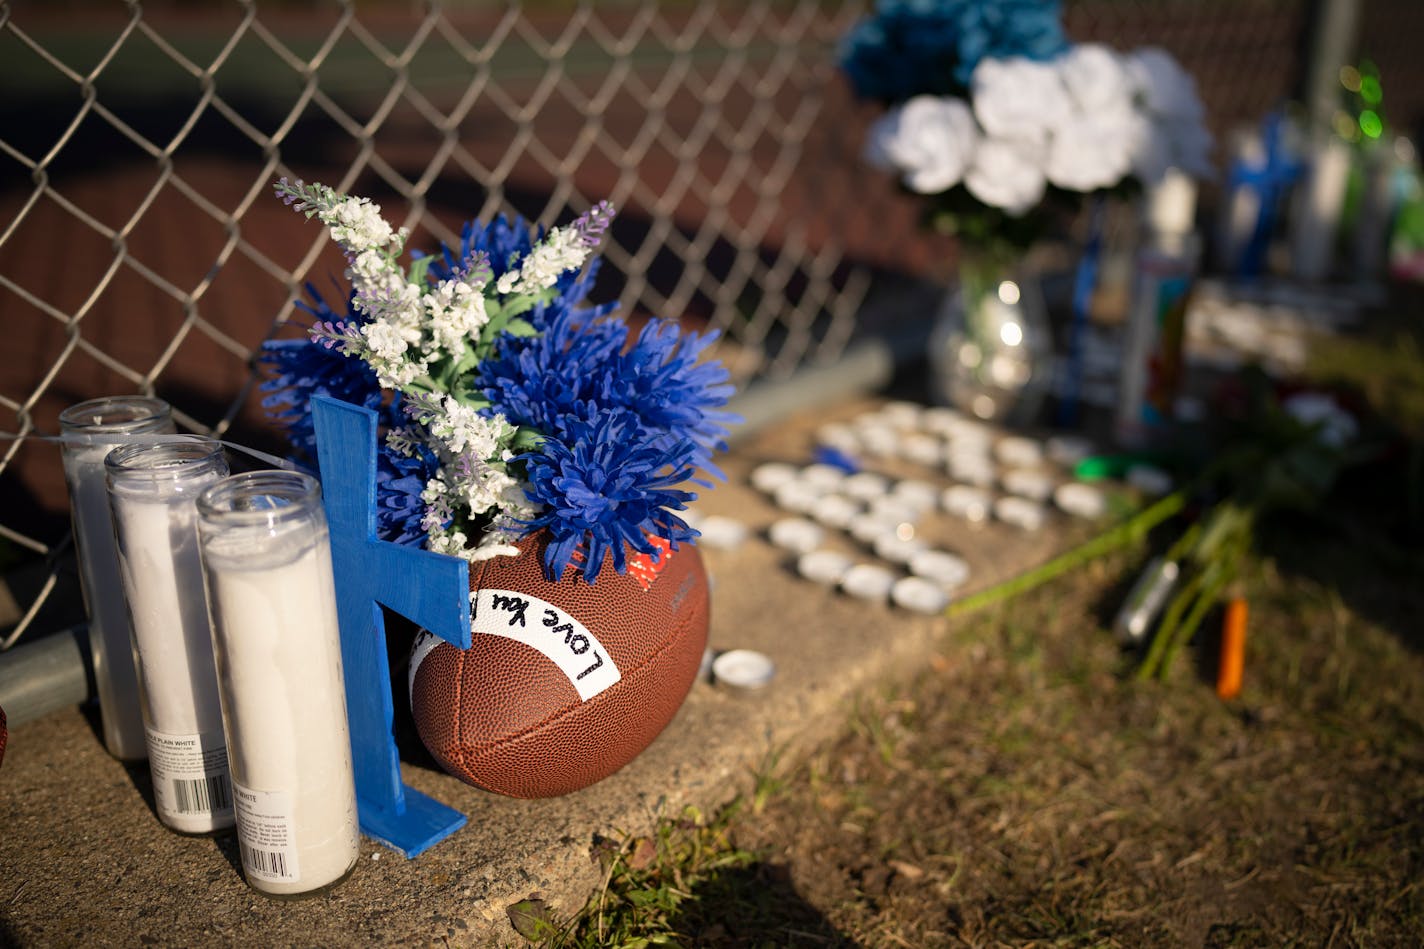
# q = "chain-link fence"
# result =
<box><xmin>0</xmin><ymin>0</ymin><xmax>1405</xmax><ymax>650</ymax></box>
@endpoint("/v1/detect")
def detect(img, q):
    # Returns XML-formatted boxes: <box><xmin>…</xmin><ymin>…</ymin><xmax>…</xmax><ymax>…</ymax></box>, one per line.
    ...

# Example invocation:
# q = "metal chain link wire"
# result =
<box><xmin>0</xmin><ymin>0</ymin><xmax>1379</xmax><ymax>648</ymax></box>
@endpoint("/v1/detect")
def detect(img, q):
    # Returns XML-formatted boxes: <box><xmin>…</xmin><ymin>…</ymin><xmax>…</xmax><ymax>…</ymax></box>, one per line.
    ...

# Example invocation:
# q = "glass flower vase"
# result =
<box><xmin>928</xmin><ymin>249</ymin><xmax>1052</xmax><ymax>425</ymax></box>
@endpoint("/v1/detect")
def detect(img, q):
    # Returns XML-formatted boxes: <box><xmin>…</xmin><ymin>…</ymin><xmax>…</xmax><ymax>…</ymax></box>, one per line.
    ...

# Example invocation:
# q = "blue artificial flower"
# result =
<box><xmin>479</xmin><ymin>308</ymin><xmax>736</xmax><ymax>479</ymax></box>
<box><xmin>477</xmin><ymin>302</ymin><xmax>627</xmax><ymax>436</ymax></box>
<box><xmin>375</xmin><ymin>442</ymin><xmax>442</xmax><ymax>547</ymax></box>
<box><xmin>840</xmin><ymin>0</ymin><xmax>1068</xmax><ymax>102</ymax></box>
<box><xmin>600</xmin><ymin>320</ymin><xmax>737</xmax><ymax>479</ymax></box>
<box><xmin>519</xmin><ymin>408</ymin><xmax>699</xmax><ymax>583</ymax></box>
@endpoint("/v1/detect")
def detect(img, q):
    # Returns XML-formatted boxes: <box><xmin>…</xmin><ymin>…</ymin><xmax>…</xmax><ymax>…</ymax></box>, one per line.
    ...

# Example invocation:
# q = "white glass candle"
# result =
<box><xmin>107</xmin><ymin>437</ymin><xmax>232</xmax><ymax>834</ymax></box>
<box><xmin>196</xmin><ymin>471</ymin><xmax>358</xmax><ymax>897</ymax></box>
<box><xmin>59</xmin><ymin>395</ymin><xmax>175</xmax><ymax>760</ymax></box>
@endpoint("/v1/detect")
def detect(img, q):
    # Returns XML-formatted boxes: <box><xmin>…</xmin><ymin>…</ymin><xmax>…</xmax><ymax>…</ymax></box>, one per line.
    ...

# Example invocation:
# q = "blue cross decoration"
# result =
<box><xmin>312</xmin><ymin>395</ymin><xmax>471</xmax><ymax>858</ymax></box>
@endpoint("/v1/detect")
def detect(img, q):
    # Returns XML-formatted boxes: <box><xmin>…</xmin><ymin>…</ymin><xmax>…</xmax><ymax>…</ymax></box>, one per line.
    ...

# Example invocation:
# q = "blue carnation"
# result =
<box><xmin>479</xmin><ymin>307</ymin><xmax>736</xmax><ymax>481</ymax></box>
<box><xmin>518</xmin><ymin>408</ymin><xmax>698</xmax><ymax>584</ymax></box>
<box><xmin>477</xmin><ymin>302</ymin><xmax>625</xmax><ymax>435</ymax></box>
<box><xmin>375</xmin><ymin>443</ymin><xmax>442</xmax><ymax>547</ymax></box>
<box><xmin>840</xmin><ymin>0</ymin><xmax>1068</xmax><ymax>102</ymax></box>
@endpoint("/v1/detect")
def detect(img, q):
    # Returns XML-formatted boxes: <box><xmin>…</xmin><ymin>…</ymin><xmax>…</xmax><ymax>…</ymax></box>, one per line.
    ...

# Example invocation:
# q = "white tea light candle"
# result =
<box><xmin>197</xmin><ymin>471</ymin><xmax>358</xmax><ymax>897</ymax></box>
<box><xmin>107</xmin><ymin>437</ymin><xmax>232</xmax><ymax>834</ymax></box>
<box><xmin>59</xmin><ymin>395</ymin><xmax>176</xmax><ymax>760</ymax></box>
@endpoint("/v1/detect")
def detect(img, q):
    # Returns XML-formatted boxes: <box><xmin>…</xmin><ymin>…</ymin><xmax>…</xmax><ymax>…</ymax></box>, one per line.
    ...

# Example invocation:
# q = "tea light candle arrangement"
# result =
<box><xmin>751</xmin><ymin>402</ymin><xmax>1146</xmax><ymax>615</ymax></box>
<box><xmin>196</xmin><ymin>471</ymin><xmax>359</xmax><ymax>897</ymax></box>
<box><xmin>106</xmin><ymin>437</ymin><xmax>232</xmax><ymax>834</ymax></box>
<box><xmin>59</xmin><ymin>395</ymin><xmax>176</xmax><ymax>761</ymax></box>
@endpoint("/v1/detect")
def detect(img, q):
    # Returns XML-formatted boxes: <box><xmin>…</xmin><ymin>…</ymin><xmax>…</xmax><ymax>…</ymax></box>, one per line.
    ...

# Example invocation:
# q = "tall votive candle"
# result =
<box><xmin>107</xmin><ymin>436</ymin><xmax>233</xmax><ymax>834</ymax></box>
<box><xmin>59</xmin><ymin>395</ymin><xmax>175</xmax><ymax>760</ymax></box>
<box><xmin>196</xmin><ymin>471</ymin><xmax>358</xmax><ymax>897</ymax></box>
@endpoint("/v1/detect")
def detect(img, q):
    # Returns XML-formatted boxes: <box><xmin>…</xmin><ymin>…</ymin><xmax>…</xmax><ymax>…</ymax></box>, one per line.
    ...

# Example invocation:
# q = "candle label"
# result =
<box><xmin>232</xmin><ymin>782</ymin><xmax>301</xmax><ymax>884</ymax></box>
<box><xmin>471</xmin><ymin>589</ymin><xmax>622</xmax><ymax>701</ymax></box>
<box><xmin>146</xmin><ymin>728</ymin><xmax>233</xmax><ymax>820</ymax></box>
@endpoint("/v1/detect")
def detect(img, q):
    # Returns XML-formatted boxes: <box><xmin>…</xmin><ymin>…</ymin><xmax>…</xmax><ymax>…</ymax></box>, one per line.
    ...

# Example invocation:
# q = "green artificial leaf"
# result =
<box><xmin>407</xmin><ymin>254</ymin><xmax>435</xmax><ymax>287</ymax></box>
<box><xmin>503</xmin><ymin>318</ymin><xmax>538</xmax><ymax>338</ymax></box>
<box><xmin>510</xmin><ymin>426</ymin><xmax>547</xmax><ymax>452</ymax></box>
<box><xmin>449</xmin><ymin>343</ymin><xmax>482</xmax><ymax>379</ymax></box>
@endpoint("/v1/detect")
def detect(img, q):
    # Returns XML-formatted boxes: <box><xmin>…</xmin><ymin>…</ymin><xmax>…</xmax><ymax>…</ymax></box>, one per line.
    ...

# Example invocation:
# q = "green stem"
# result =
<box><xmin>946</xmin><ymin>490</ymin><xmax>1187</xmax><ymax>618</ymax></box>
<box><xmin>1138</xmin><ymin>505</ymin><xmax>1255</xmax><ymax>681</ymax></box>
<box><xmin>1155</xmin><ymin>558</ymin><xmax>1233</xmax><ymax>681</ymax></box>
<box><xmin>1136</xmin><ymin>559</ymin><xmax>1208</xmax><ymax>680</ymax></box>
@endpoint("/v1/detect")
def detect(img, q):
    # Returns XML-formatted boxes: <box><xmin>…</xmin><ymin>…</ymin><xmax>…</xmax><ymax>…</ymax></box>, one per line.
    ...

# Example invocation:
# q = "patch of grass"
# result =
<box><xmin>531</xmin><ymin>753</ymin><xmax>847</xmax><ymax>947</ymax></box>
<box><xmin>522</xmin><ymin>498</ymin><xmax>1424</xmax><ymax>947</ymax></box>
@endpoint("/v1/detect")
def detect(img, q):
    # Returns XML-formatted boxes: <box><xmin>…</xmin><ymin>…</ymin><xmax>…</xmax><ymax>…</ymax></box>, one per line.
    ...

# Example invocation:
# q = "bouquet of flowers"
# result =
<box><xmin>841</xmin><ymin>0</ymin><xmax>1212</xmax><ymax>249</ymax></box>
<box><xmin>260</xmin><ymin>179</ymin><xmax>735</xmax><ymax>584</ymax></box>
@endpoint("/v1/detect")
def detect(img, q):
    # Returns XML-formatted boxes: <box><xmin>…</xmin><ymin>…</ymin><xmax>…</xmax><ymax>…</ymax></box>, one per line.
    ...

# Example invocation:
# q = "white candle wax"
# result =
<box><xmin>200</xmin><ymin>496</ymin><xmax>358</xmax><ymax>896</ymax></box>
<box><xmin>59</xmin><ymin>396</ymin><xmax>174</xmax><ymax>760</ymax></box>
<box><xmin>65</xmin><ymin>438</ymin><xmax>148</xmax><ymax>759</ymax></box>
<box><xmin>109</xmin><ymin>438</ymin><xmax>232</xmax><ymax>835</ymax></box>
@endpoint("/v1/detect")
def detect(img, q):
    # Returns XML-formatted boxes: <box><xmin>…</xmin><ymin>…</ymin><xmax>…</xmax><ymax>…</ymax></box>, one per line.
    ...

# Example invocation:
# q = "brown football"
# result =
<box><xmin>409</xmin><ymin>531</ymin><xmax>709</xmax><ymax>798</ymax></box>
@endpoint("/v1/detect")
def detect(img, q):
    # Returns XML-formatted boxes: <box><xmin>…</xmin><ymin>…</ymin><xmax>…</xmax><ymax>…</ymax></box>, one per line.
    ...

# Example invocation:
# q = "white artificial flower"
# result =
<box><xmin>1046</xmin><ymin>108</ymin><xmax>1138</xmax><ymax>192</ymax></box>
<box><xmin>1162</xmin><ymin>119</ymin><xmax>1215</xmax><ymax>180</ymax></box>
<box><xmin>971</xmin><ymin>57</ymin><xmax>1070</xmax><ymax>146</ymax></box>
<box><xmin>369</xmin><ymin>355</ymin><xmax>426</xmax><ymax>390</ymax></box>
<box><xmin>496</xmin><ymin>225</ymin><xmax>590</xmax><ymax>296</ymax></box>
<box><xmin>428</xmin><ymin>398</ymin><xmax>508</xmax><ymax>458</ymax></box>
<box><xmin>425</xmin><ymin>278</ymin><xmax>490</xmax><ymax>354</ymax></box>
<box><xmin>1057</xmin><ymin>44</ymin><xmax>1135</xmax><ymax>115</ymax></box>
<box><xmin>326</xmin><ymin>196</ymin><xmax>396</xmax><ymax>253</ymax></box>
<box><xmin>865</xmin><ymin>95</ymin><xmax>979</xmax><ymax>195</ymax></box>
<box><xmin>347</xmin><ymin>248</ymin><xmax>395</xmax><ymax>292</ymax></box>
<box><xmin>459</xmin><ymin>469</ymin><xmax>520</xmax><ymax>517</ymax></box>
<box><xmin>363</xmin><ymin>319</ymin><xmax>411</xmax><ymax>361</ymax></box>
<box><xmin>964</xmin><ymin>137</ymin><xmax>1047</xmax><ymax>215</ymax></box>
<box><xmin>1127</xmin><ymin>47</ymin><xmax>1206</xmax><ymax>121</ymax></box>
<box><xmin>390</xmin><ymin>282</ymin><xmax>427</xmax><ymax>339</ymax></box>
<box><xmin>425</xmin><ymin>526</ymin><xmax>472</xmax><ymax>558</ymax></box>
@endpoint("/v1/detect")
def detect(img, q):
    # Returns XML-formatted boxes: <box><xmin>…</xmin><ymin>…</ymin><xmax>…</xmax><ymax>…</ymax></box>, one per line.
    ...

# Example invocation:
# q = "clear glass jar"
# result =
<box><xmin>928</xmin><ymin>252</ymin><xmax>1052</xmax><ymax>426</ymax></box>
<box><xmin>106</xmin><ymin>437</ymin><xmax>233</xmax><ymax>835</ymax></box>
<box><xmin>59</xmin><ymin>395</ymin><xmax>175</xmax><ymax>760</ymax></box>
<box><xmin>196</xmin><ymin>471</ymin><xmax>358</xmax><ymax>897</ymax></box>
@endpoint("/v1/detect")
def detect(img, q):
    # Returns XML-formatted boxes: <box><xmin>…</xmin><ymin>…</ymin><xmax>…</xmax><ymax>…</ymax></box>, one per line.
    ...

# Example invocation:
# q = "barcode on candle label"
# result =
<box><xmin>471</xmin><ymin>589</ymin><xmax>622</xmax><ymax>701</ymax></box>
<box><xmin>173</xmin><ymin>775</ymin><xmax>231</xmax><ymax>815</ymax></box>
<box><xmin>232</xmin><ymin>781</ymin><xmax>300</xmax><ymax>884</ymax></box>
<box><xmin>145</xmin><ymin>728</ymin><xmax>233</xmax><ymax>820</ymax></box>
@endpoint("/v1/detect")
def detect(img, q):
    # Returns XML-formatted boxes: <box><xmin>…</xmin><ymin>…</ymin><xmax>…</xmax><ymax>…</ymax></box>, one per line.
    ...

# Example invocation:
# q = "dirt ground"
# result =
<box><xmin>558</xmin><ymin>498</ymin><xmax>1424</xmax><ymax>947</ymax></box>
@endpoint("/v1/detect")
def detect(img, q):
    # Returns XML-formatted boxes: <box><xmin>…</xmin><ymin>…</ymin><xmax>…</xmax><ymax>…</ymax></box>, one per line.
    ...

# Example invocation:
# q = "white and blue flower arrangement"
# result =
<box><xmin>260</xmin><ymin>179</ymin><xmax>735</xmax><ymax>584</ymax></box>
<box><xmin>840</xmin><ymin>0</ymin><xmax>1212</xmax><ymax>247</ymax></box>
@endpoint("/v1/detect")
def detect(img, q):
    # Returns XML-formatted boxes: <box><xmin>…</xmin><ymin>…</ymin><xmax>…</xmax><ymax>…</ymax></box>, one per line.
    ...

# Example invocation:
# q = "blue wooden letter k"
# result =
<box><xmin>312</xmin><ymin>395</ymin><xmax>471</xmax><ymax>857</ymax></box>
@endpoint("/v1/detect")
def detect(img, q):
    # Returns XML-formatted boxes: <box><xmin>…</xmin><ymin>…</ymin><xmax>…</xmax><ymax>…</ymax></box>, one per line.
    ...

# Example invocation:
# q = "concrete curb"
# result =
<box><xmin>0</xmin><ymin>394</ymin><xmax>1092</xmax><ymax>945</ymax></box>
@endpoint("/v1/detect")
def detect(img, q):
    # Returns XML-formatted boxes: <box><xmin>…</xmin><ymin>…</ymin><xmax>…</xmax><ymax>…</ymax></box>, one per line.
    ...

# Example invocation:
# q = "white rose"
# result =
<box><xmin>1128</xmin><ymin>114</ymin><xmax>1173</xmax><ymax>184</ymax></box>
<box><xmin>964</xmin><ymin>137</ymin><xmax>1047</xmax><ymax>215</ymax></box>
<box><xmin>865</xmin><ymin>95</ymin><xmax>979</xmax><ymax>194</ymax></box>
<box><xmin>1128</xmin><ymin>47</ymin><xmax>1205</xmax><ymax>121</ymax></box>
<box><xmin>1047</xmin><ymin>107</ymin><xmax>1138</xmax><ymax>191</ymax></box>
<box><xmin>971</xmin><ymin>56</ymin><xmax>1070</xmax><ymax>146</ymax></box>
<box><xmin>1058</xmin><ymin>44</ymin><xmax>1135</xmax><ymax>115</ymax></box>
